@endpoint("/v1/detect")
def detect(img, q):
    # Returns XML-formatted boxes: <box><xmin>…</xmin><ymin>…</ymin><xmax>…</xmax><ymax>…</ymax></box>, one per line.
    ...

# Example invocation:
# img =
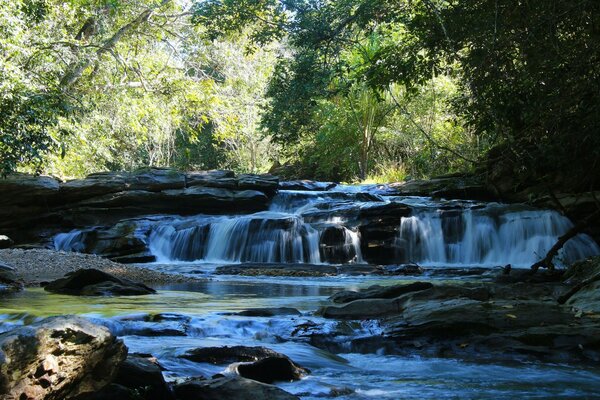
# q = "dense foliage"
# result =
<box><xmin>1</xmin><ymin>0</ymin><xmax>598</xmax><ymax>189</ymax></box>
<box><xmin>195</xmin><ymin>0</ymin><xmax>600</xmax><ymax>187</ymax></box>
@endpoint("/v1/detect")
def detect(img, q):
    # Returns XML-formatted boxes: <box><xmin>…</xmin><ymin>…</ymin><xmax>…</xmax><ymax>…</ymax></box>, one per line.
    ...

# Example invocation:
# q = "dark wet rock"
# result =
<box><xmin>357</xmin><ymin>202</ymin><xmax>411</xmax><ymax>264</ymax></box>
<box><xmin>0</xmin><ymin>235</ymin><xmax>13</xmax><ymax>249</ymax></box>
<box><xmin>44</xmin><ymin>268</ymin><xmax>156</xmax><ymax>296</ymax></box>
<box><xmin>235</xmin><ymin>307</ymin><xmax>302</xmax><ymax>317</ymax></box>
<box><xmin>113</xmin><ymin>354</ymin><xmax>174</xmax><ymax>400</ymax></box>
<box><xmin>0</xmin><ymin>315</ymin><xmax>127</xmax><ymax>399</ymax></box>
<box><xmin>279</xmin><ymin>180</ymin><xmax>337</xmax><ymax>191</ymax></box>
<box><xmin>234</xmin><ymin>356</ymin><xmax>308</xmax><ymax>384</ymax></box>
<box><xmin>329</xmin><ymin>282</ymin><xmax>434</xmax><ymax>304</ymax></box>
<box><xmin>319</xmin><ymin>225</ymin><xmax>359</xmax><ymax>264</ymax></box>
<box><xmin>173</xmin><ymin>376</ymin><xmax>299</xmax><ymax>400</ymax></box>
<box><xmin>69</xmin><ymin>221</ymin><xmax>148</xmax><ymax>260</ymax></box>
<box><xmin>180</xmin><ymin>346</ymin><xmax>286</xmax><ymax>365</ymax></box>
<box><xmin>216</xmin><ymin>263</ymin><xmax>338</xmax><ymax>277</ymax></box>
<box><xmin>76</xmin><ymin>383</ymin><xmax>135</xmax><ymax>400</ymax></box>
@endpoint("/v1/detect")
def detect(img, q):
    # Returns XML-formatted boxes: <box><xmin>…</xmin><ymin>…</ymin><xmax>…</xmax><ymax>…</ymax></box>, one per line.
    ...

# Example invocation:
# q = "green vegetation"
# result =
<box><xmin>1</xmin><ymin>0</ymin><xmax>598</xmax><ymax>189</ymax></box>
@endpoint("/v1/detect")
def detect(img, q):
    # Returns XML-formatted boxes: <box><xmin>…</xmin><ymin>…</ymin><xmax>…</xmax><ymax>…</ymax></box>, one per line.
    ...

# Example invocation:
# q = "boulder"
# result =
<box><xmin>233</xmin><ymin>356</ymin><xmax>307</xmax><ymax>384</ymax></box>
<box><xmin>357</xmin><ymin>202</ymin><xmax>411</xmax><ymax>264</ymax></box>
<box><xmin>0</xmin><ymin>235</ymin><xmax>14</xmax><ymax>249</ymax></box>
<box><xmin>113</xmin><ymin>354</ymin><xmax>174</xmax><ymax>400</ymax></box>
<box><xmin>44</xmin><ymin>269</ymin><xmax>156</xmax><ymax>296</ymax></box>
<box><xmin>319</xmin><ymin>225</ymin><xmax>358</xmax><ymax>264</ymax></box>
<box><xmin>180</xmin><ymin>346</ymin><xmax>286</xmax><ymax>365</ymax></box>
<box><xmin>173</xmin><ymin>376</ymin><xmax>299</xmax><ymax>400</ymax></box>
<box><xmin>0</xmin><ymin>315</ymin><xmax>127</xmax><ymax>399</ymax></box>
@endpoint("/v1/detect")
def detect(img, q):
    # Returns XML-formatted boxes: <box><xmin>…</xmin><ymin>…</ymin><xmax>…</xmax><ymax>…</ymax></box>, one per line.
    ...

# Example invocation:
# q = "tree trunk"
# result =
<box><xmin>60</xmin><ymin>0</ymin><xmax>172</xmax><ymax>90</ymax></box>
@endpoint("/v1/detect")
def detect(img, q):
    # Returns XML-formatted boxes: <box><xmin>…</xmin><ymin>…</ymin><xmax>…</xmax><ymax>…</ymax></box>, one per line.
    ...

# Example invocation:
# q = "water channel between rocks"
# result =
<box><xmin>4</xmin><ymin>184</ymin><xmax>600</xmax><ymax>399</ymax></box>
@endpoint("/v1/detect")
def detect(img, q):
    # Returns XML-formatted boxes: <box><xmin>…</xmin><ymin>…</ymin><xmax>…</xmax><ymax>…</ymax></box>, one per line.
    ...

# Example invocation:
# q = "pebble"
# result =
<box><xmin>0</xmin><ymin>249</ymin><xmax>198</xmax><ymax>286</ymax></box>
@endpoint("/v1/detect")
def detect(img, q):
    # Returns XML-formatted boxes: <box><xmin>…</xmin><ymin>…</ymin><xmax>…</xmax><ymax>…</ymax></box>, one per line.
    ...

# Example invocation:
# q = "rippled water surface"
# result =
<box><xmin>2</xmin><ymin>271</ymin><xmax>600</xmax><ymax>399</ymax></box>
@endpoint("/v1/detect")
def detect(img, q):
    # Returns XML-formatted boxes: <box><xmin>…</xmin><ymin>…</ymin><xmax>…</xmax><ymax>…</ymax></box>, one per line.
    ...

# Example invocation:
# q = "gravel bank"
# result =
<box><xmin>0</xmin><ymin>249</ymin><xmax>198</xmax><ymax>286</ymax></box>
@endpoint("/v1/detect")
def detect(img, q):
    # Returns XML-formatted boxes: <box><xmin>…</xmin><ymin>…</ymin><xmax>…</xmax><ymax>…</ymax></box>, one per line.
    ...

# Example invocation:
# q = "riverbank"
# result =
<box><xmin>0</xmin><ymin>248</ymin><xmax>198</xmax><ymax>287</ymax></box>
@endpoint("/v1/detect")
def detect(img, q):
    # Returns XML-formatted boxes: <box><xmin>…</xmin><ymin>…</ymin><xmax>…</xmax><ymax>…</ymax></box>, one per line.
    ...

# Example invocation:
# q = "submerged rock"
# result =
<box><xmin>44</xmin><ymin>268</ymin><xmax>156</xmax><ymax>296</ymax></box>
<box><xmin>233</xmin><ymin>356</ymin><xmax>308</xmax><ymax>384</ymax></box>
<box><xmin>0</xmin><ymin>315</ymin><xmax>127</xmax><ymax>399</ymax></box>
<box><xmin>181</xmin><ymin>345</ymin><xmax>288</xmax><ymax>365</ymax></box>
<box><xmin>173</xmin><ymin>376</ymin><xmax>299</xmax><ymax>400</ymax></box>
<box><xmin>234</xmin><ymin>307</ymin><xmax>302</xmax><ymax>317</ymax></box>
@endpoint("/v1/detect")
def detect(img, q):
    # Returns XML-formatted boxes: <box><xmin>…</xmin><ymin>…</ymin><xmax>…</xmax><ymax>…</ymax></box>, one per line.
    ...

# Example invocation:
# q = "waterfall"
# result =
<box><xmin>148</xmin><ymin>213</ymin><xmax>322</xmax><ymax>264</ymax></box>
<box><xmin>396</xmin><ymin>207</ymin><xmax>600</xmax><ymax>267</ymax></box>
<box><xmin>51</xmin><ymin>186</ymin><xmax>600</xmax><ymax>267</ymax></box>
<box><xmin>54</xmin><ymin>230</ymin><xmax>87</xmax><ymax>252</ymax></box>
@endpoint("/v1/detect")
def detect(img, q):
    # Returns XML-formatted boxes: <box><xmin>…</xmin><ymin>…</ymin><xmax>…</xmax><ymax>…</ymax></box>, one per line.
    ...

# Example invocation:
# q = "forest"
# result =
<box><xmin>2</xmin><ymin>0</ymin><xmax>597</xmax><ymax>189</ymax></box>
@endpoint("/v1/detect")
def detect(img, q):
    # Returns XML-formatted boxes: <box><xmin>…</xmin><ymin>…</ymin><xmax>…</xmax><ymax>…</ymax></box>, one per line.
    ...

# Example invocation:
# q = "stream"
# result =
<box><xmin>4</xmin><ymin>184</ymin><xmax>600</xmax><ymax>398</ymax></box>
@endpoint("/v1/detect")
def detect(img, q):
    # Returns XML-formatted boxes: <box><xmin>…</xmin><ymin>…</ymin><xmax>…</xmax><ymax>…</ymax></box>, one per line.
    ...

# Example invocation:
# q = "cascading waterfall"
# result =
<box><xmin>396</xmin><ymin>206</ymin><xmax>600</xmax><ymax>267</ymax></box>
<box><xmin>148</xmin><ymin>213</ymin><xmax>322</xmax><ymax>264</ymax></box>
<box><xmin>52</xmin><ymin>186</ymin><xmax>600</xmax><ymax>267</ymax></box>
<box><xmin>54</xmin><ymin>230</ymin><xmax>88</xmax><ymax>252</ymax></box>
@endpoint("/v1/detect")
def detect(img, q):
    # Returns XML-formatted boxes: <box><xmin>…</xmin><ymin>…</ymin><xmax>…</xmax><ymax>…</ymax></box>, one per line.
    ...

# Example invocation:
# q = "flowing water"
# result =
<box><xmin>9</xmin><ymin>184</ymin><xmax>600</xmax><ymax>398</ymax></box>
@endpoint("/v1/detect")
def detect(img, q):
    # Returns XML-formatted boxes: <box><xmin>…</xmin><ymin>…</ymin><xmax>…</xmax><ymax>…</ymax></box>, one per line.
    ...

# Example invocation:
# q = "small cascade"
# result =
<box><xmin>148</xmin><ymin>213</ymin><xmax>321</xmax><ymax>264</ymax></box>
<box><xmin>51</xmin><ymin>185</ymin><xmax>600</xmax><ymax>267</ymax></box>
<box><xmin>343</xmin><ymin>227</ymin><xmax>364</xmax><ymax>263</ymax></box>
<box><xmin>396</xmin><ymin>206</ymin><xmax>600</xmax><ymax>267</ymax></box>
<box><xmin>54</xmin><ymin>230</ymin><xmax>87</xmax><ymax>252</ymax></box>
